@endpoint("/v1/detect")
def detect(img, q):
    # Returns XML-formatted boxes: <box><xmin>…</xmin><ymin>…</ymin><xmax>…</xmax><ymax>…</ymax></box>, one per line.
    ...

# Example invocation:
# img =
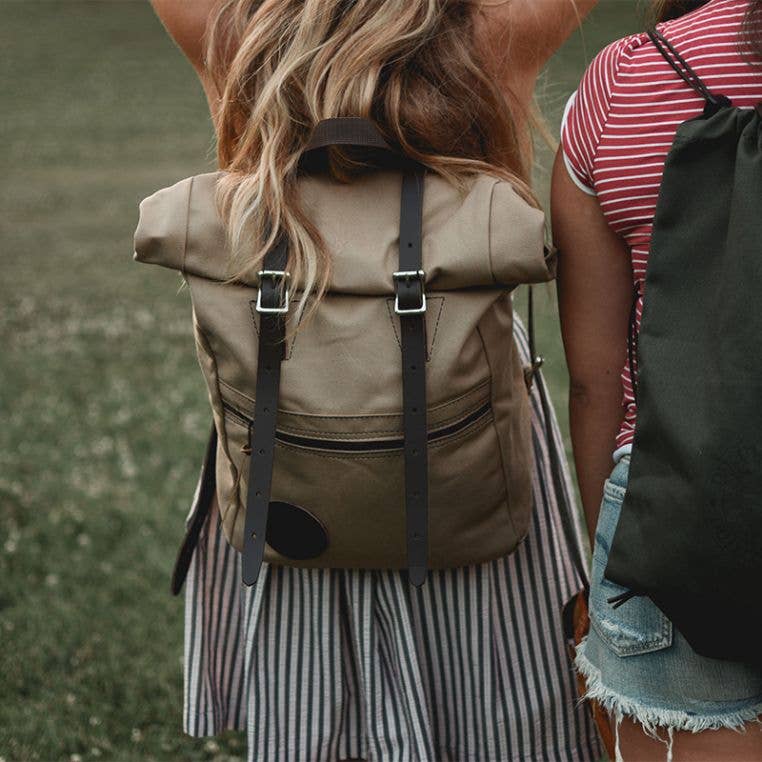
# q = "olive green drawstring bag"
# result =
<box><xmin>605</xmin><ymin>30</ymin><xmax>762</xmax><ymax>663</ymax></box>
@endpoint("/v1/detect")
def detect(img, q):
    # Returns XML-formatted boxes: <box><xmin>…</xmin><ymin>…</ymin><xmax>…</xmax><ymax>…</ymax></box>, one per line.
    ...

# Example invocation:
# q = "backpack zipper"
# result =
<box><xmin>222</xmin><ymin>400</ymin><xmax>491</xmax><ymax>453</ymax></box>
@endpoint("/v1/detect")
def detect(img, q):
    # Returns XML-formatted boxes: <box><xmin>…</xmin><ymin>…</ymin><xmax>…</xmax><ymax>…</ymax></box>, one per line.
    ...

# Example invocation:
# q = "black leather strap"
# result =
<box><xmin>304</xmin><ymin>117</ymin><xmax>392</xmax><ymax>153</ymax></box>
<box><xmin>170</xmin><ymin>422</ymin><xmax>217</xmax><ymax>595</ymax></box>
<box><xmin>396</xmin><ymin>171</ymin><xmax>429</xmax><ymax>587</ymax></box>
<box><xmin>242</xmin><ymin>238</ymin><xmax>289</xmax><ymax>586</ymax></box>
<box><xmin>523</xmin><ymin>285</ymin><xmax>546</xmax><ymax>390</ymax></box>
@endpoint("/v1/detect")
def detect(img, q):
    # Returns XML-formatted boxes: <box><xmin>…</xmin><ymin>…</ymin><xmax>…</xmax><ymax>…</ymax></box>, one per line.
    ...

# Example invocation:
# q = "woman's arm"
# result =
<box><xmin>477</xmin><ymin>0</ymin><xmax>600</xmax><ymax>102</ymax></box>
<box><xmin>150</xmin><ymin>0</ymin><xmax>217</xmax><ymax>70</ymax></box>
<box><xmin>551</xmin><ymin>149</ymin><xmax>631</xmax><ymax>542</ymax></box>
<box><xmin>507</xmin><ymin>0</ymin><xmax>600</xmax><ymax>71</ymax></box>
<box><xmin>152</xmin><ymin>1</ymin><xmax>600</xmax><ymax>120</ymax></box>
<box><xmin>153</xmin><ymin>0</ymin><xmax>599</xmax><ymax>72</ymax></box>
<box><xmin>150</xmin><ymin>0</ymin><xmax>221</xmax><ymax>111</ymax></box>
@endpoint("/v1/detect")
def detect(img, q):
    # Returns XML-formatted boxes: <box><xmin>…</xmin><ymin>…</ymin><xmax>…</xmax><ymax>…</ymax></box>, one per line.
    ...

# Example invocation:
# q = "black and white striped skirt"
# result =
<box><xmin>182</xmin><ymin>319</ymin><xmax>603</xmax><ymax>762</ymax></box>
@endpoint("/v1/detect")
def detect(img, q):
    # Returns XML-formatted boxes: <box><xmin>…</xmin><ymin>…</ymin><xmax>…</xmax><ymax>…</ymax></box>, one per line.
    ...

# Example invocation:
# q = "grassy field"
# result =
<box><xmin>0</xmin><ymin>3</ymin><xmax>639</xmax><ymax>760</ymax></box>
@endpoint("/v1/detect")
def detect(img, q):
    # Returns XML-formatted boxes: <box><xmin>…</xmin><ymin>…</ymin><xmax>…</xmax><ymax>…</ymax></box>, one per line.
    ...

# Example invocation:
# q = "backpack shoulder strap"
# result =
<box><xmin>648</xmin><ymin>29</ymin><xmax>732</xmax><ymax>112</ymax></box>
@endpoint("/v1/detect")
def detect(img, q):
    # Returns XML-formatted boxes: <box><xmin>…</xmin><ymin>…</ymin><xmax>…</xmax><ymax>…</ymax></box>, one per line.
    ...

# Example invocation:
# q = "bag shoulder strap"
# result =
<box><xmin>648</xmin><ymin>29</ymin><xmax>732</xmax><ymax>112</ymax></box>
<box><xmin>397</xmin><ymin>169</ymin><xmax>428</xmax><ymax>587</ymax></box>
<box><xmin>242</xmin><ymin>236</ymin><xmax>290</xmax><ymax>585</ymax></box>
<box><xmin>170</xmin><ymin>422</ymin><xmax>218</xmax><ymax>595</ymax></box>
<box><xmin>533</xmin><ymin>365</ymin><xmax>590</xmax><ymax>594</ymax></box>
<box><xmin>526</xmin><ymin>287</ymin><xmax>589</xmax><ymax>594</ymax></box>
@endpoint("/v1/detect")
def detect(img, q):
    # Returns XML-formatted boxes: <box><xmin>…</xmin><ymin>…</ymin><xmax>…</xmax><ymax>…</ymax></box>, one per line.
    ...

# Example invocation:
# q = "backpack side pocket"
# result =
<box><xmin>192</xmin><ymin>315</ymin><xmax>241</xmax><ymax>537</ymax></box>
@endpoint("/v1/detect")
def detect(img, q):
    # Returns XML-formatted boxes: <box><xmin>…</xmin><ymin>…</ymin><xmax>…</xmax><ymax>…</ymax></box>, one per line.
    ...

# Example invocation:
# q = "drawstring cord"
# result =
<box><xmin>648</xmin><ymin>29</ymin><xmax>732</xmax><ymax>114</ymax></box>
<box><xmin>628</xmin><ymin>281</ymin><xmax>641</xmax><ymax>404</ymax></box>
<box><xmin>607</xmin><ymin>589</ymin><xmax>641</xmax><ymax>609</ymax></box>
<box><xmin>612</xmin><ymin>288</ymin><xmax>641</xmax><ymax>611</ymax></box>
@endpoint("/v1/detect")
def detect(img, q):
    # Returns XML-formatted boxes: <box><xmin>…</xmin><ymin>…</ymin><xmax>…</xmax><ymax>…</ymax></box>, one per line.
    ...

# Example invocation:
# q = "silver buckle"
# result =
<box><xmin>256</xmin><ymin>270</ymin><xmax>291</xmax><ymax>314</ymax></box>
<box><xmin>393</xmin><ymin>270</ymin><xmax>426</xmax><ymax>315</ymax></box>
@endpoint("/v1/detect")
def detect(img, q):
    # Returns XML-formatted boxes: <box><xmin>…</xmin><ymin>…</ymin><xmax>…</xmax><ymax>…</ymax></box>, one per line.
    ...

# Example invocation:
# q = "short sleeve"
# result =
<box><xmin>561</xmin><ymin>37</ymin><xmax>634</xmax><ymax>196</ymax></box>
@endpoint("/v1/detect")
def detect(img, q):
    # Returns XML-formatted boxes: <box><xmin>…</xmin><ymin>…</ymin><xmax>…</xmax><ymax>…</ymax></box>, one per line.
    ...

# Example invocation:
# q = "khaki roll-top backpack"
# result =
<box><xmin>134</xmin><ymin>118</ymin><xmax>555</xmax><ymax>588</ymax></box>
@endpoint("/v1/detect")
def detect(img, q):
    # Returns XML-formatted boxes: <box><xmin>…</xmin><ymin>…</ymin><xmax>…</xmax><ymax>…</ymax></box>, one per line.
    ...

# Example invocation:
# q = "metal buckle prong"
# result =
<box><xmin>393</xmin><ymin>270</ymin><xmax>427</xmax><ymax>315</ymax></box>
<box><xmin>256</xmin><ymin>270</ymin><xmax>291</xmax><ymax>314</ymax></box>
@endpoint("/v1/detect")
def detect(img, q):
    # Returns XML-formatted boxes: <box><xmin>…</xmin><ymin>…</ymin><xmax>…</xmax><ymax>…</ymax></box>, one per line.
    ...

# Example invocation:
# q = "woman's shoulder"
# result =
<box><xmin>576</xmin><ymin>0</ymin><xmax>749</xmax><ymax>93</ymax></box>
<box><xmin>559</xmin><ymin>30</ymin><xmax>655</xmax><ymax>194</ymax></box>
<box><xmin>578</xmin><ymin>0</ymin><xmax>753</xmax><ymax>103</ymax></box>
<box><xmin>580</xmin><ymin>31</ymin><xmax>652</xmax><ymax>95</ymax></box>
<box><xmin>561</xmin><ymin>34</ymin><xmax>648</xmax><ymax>150</ymax></box>
<box><xmin>658</xmin><ymin>0</ymin><xmax>751</xmax><ymax>42</ymax></box>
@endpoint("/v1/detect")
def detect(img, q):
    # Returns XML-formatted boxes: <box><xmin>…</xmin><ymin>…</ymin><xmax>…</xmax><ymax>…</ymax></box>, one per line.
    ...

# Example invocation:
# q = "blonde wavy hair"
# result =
<box><xmin>206</xmin><ymin>0</ymin><xmax>535</xmax><ymax>319</ymax></box>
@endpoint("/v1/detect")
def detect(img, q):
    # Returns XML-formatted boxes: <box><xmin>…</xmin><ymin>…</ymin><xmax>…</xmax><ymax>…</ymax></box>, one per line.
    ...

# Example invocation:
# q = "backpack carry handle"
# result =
<box><xmin>303</xmin><ymin>117</ymin><xmax>395</xmax><ymax>154</ymax></box>
<box><xmin>299</xmin><ymin>118</ymin><xmax>409</xmax><ymax>173</ymax></box>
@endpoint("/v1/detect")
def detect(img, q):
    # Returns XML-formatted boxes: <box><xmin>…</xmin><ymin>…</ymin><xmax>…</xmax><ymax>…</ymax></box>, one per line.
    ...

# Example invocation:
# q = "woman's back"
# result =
<box><xmin>562</xmin><ymin>0</ymin><xmax>762</xmax><ymax>456</ymax></box>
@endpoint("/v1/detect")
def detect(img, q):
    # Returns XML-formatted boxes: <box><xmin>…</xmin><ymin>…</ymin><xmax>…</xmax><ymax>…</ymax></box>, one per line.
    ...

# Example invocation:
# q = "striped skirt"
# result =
<box><xmin>182</xmin><ymin>319</ymin><xmax>603</xmax><ymax>762</ymax></box>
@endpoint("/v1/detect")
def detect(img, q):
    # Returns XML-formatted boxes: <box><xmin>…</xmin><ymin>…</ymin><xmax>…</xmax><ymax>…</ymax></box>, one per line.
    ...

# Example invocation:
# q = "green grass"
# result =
<box><xmin>0</xmin><ymin>2</ymin><xmax>639</xmax><ymax>760</ymax></box>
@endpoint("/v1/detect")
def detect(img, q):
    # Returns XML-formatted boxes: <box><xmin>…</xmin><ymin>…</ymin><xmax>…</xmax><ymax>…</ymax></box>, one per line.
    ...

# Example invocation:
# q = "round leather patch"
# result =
<box><xmin>266</xmin><ymin>502</ymin><xmax>329</xmax><ymax>560</ymax></box>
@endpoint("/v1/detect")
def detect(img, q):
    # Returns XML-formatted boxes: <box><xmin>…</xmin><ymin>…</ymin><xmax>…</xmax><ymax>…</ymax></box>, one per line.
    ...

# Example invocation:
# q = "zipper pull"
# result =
<box><xmin>607</xmin><ymin>589</ymin><xmax>640</xmax><ymax>609</ymax></box>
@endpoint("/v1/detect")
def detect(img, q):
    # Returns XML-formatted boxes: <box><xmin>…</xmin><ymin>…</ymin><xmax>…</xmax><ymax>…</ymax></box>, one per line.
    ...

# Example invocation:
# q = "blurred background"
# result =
<box><xmin>1</xmin><ymin>2</ymin><xmax>642</xmax><ymax>760</ymax></box>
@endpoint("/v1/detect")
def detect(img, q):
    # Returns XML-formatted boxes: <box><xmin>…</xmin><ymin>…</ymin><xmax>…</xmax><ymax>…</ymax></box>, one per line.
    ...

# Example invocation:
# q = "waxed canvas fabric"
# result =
<box><xmin>605</xmin><ymin>105</ymin><xmax>762</xmax><ymax>663</ymax></box>
<box><xmin>135</xmin><ymin>169</ymin><xmax>554</xmax><ymax>569</ymax></box>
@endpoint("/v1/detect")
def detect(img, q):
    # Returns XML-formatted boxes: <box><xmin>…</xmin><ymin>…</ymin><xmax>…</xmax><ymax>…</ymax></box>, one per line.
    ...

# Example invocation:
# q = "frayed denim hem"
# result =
<box><xmin>574</xmin><ymin>638</ymin><xmax>762</xmax><ymax>762</ymax></box>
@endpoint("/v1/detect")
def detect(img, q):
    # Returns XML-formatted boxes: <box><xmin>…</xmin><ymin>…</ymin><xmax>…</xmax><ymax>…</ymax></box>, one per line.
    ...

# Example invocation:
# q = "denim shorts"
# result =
<box><xmin>575</xmin><ymin>455</ymin><xmax>762</xmax><ymax>755</ymax></box>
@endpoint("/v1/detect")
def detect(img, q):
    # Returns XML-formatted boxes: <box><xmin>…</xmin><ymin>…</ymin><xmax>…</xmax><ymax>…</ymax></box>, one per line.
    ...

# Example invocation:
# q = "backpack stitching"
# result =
<box><xmin>475</xmin><ymin>321</ymin><xmax>518</xmax><ymax>541</ymax></box>
<box><xmin>216</xmin><ymin>376</ymin><xmax>490</xmax><ymax>419</ymax></box>
<box><xmin>223</xmin><ymin>401</ymin><xmax>490</xmax><ymax>438</ymax></box>
<box><xmin>385</xmin><ymin>295</ymin><xmax>444</xmax><ymax>361</ymax></box>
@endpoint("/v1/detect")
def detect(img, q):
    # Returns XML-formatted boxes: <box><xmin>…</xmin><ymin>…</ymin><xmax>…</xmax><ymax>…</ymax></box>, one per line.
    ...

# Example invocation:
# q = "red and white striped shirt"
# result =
<box><xmin>561</xmin><ymin>0</ymin><xmax>762</xmax><ymax>459</ymax></box>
